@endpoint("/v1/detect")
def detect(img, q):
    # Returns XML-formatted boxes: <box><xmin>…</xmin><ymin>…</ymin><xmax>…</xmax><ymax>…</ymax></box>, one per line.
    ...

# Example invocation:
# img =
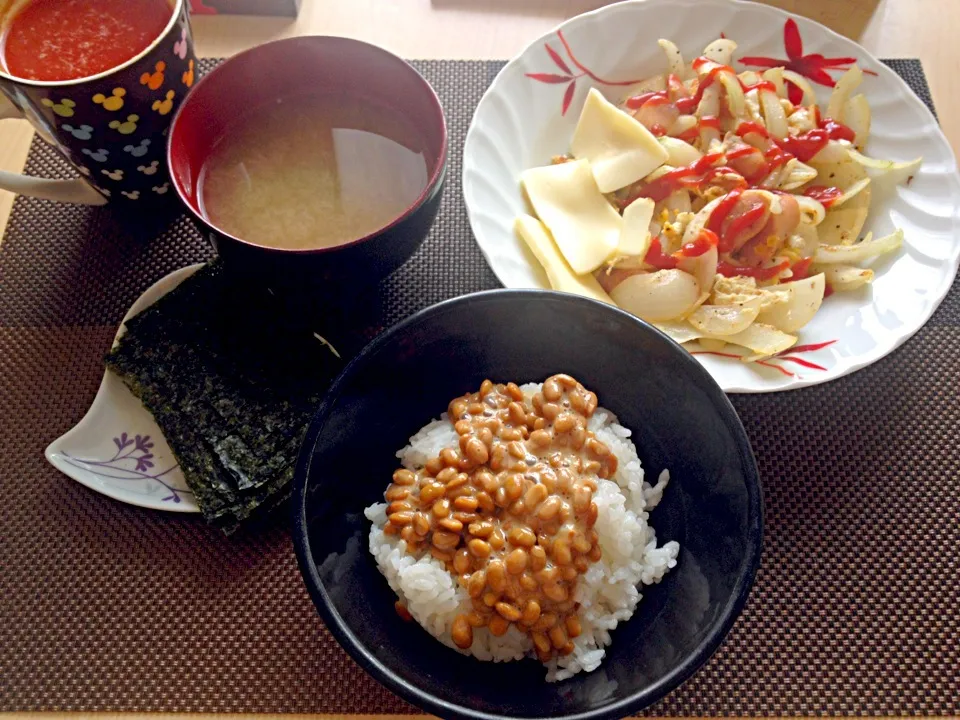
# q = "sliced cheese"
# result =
<box><xmin>570</xmin><ymin>88</ymin><xmax>669</xmax><ymax>192</ymax></box>
<box><xmin>619</xmin><ymin>197</ymin><xmax>655</xmax><ymax>257</ymax></box>
<box><xmin>520</xmin><ymin>159</ymin><xmax>621</xmax><ymax>273</ymax></box>
<box><xmin>514</xmin><ymin>215</ymin><xmax>614</xmax><ymax>305</ymax></box>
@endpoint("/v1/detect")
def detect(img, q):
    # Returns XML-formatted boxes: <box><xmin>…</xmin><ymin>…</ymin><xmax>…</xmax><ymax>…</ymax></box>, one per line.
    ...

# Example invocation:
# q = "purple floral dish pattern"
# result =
<box><xmin>61</xmin><ymin>432</ymin><xmax>189</xmax><ymax>504</ymax></box>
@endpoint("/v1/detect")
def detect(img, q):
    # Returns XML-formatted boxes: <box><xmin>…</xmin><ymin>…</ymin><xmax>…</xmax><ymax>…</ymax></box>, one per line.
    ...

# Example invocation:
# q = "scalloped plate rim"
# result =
<box><xmin>44</xmin><ymin>263</ymin><xmax>206</xmax><ymax>513</ymax></box>
<box><xmin>462</xmin><ymin>0</ymin><xmax>960</xmax><ymax>393</ymax></box>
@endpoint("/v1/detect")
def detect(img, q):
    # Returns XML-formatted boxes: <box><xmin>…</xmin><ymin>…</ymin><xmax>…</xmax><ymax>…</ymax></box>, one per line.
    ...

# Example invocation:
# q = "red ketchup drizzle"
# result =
<box><xmin>778</xmin><ymin>132</ymin><xmax>829</xmax><ymax>163</ymax></box>
<box><xmin>721</xmin><ymin>203</ymin><xmax>767</xmax><ymax>252</ymax></box>
<box><xmin>740</xmin><ymin>79</ymin><xmax>778</xmax><ymax>94</ymax></box>
<box><xmin>675</xmin><ymin>60</ymin><xmax>781</xmax><ymax>115</ymax></box>
<box><xmin>778</xmin><ymin>118</ymin><xmax>856</xmax><ymax>162</ymax></box>
<box><xmin>716</xmin><ymin>260</ymin><xmax>789</xmax><ymax>281</ymax></box>
<box><xmin>674</xmin><ymin>230</ymin><xmax>719</xmax><ymax>258</ymax></box>
<box><xmin>821</xmin><ymin>118</ymin><xmax>856</xmax><ymax>142</ymax></box>
<box><xmin>725</xmin><ymin>146</ymin><xmax>760</xmax><ymax>161</ymax></box>
<box><xmin>643</xmin><ymin>94</ymin><xmax>673</xmax><ymax>108</ymax></box>
<box><xmin>675</xmin><ymin>61</ymin><xmax>737</xmax><ymax>114</ymax></box>
<box><xmin>625</xmin><ymin>75</ymin><xmax>687</xmax><ymax>110</ymax></box>
<box><xmin>619</xmin><ymin>73</ymin><xmax>859</xmax><ymax>282</ymax></box>
<box><xmin>643</xmin><ymin>237</ymin><xmax>678</xmax><ymax>269</ymax></box>
<box><xmin>699</xmin><ymin>115</ymin><xmax>721</xmax><ymax>131</ymax></box>
<box><xmin>624</xmin><ymin>152</ymin><xmax>725</xmax><ymax>204</ymax></box>
<box><xmin>790</xmin><ymin>257</ymin><xmax>814</xmax><ymax>280</ymax></box>
<box><xmin>736</xmin><ymin>121</ymin><xmax>771</xmax><ymax>139</ymax></box>
<box><xmin>803</xmin><ymin>185</ymin><xmax>844</xmax><ymax>208</ymax></box>
<box><xmin>736</xmin><ymin>116</ymin><xmax>856</xmax><ymax>173</ymax></box>
<box><xmin>761</xmin><ymin>144</ymin><xmax>792</xmax><ymax>179</ymax></box>
<box><xmin>707</xmin><ymin>189</ymin><xmax>742</xmax><ymax>237</ymax></box>
<box><xmin>625</xmin><ymin>91</ymin><xmax>668</xmax><ymax>109</ymax></box>
<box><xmin>674</xmin><ymin>116</ymin><xmax>719</xmax><ymax>143</ymax></box>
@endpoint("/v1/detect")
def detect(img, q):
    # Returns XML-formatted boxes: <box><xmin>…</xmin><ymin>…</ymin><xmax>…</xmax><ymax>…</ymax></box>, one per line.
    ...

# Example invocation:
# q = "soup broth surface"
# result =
<box><xmin>198</xmin><ymin>92</ymin><xmax>431</xmax><ymax>250</ymax></box>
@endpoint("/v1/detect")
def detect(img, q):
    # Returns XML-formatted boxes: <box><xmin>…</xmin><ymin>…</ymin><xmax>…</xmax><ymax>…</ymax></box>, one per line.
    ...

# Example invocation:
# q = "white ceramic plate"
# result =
<box><xmin>45</xmin><ymin>264</ymin><xmax>204</xmax><ymax>512</ymax></box>
<box><xmin>463</xmin><ymin>0</ymin><xmax>960</xmax><ymax>392</ymax></box>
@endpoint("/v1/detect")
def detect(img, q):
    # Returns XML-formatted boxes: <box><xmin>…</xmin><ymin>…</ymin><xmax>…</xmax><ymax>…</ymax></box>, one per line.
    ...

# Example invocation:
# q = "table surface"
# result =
<box><xmin>3</xmin><ymin>0</ymin><xmax>957</xmax><ymax>718</ymax></box>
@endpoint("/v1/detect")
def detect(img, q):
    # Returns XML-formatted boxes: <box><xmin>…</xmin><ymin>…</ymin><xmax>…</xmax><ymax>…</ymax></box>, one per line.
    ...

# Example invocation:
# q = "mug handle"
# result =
<box><xmin>0</xmin><ymin>93</ymin><xmax>108</xmax><ymax>205</ymax></box>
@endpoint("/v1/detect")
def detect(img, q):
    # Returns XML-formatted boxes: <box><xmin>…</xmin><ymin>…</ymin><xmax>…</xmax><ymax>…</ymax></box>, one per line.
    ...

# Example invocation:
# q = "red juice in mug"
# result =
<box><xmin>1</xmin><ymin>0</ymin><xmax>173</xmax><ymax>81</ymax></box>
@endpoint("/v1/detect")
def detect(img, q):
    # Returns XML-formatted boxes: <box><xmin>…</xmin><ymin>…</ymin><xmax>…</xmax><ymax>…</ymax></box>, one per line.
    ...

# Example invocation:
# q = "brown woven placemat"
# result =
<box><xmin>1</xmin><ymin>59</ymin><xmax>958</xmax><ymax>716</ymax></box>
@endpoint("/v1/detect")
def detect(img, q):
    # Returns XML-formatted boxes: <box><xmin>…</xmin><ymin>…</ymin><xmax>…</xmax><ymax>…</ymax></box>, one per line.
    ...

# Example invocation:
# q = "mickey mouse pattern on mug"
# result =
<box><xmin>20</xmin><ymin>6</ymin><xmax>197</xmax><ymax>203</ymax></box>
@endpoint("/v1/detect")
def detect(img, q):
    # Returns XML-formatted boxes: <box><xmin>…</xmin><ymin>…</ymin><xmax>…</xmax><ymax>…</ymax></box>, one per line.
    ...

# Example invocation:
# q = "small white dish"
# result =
<box><xmin>45</xmin><ymin>264</ymin><xmax>204</xmax><ymax>512</ymax></box>
<box><xmin>462</xmin><ymin>0</ymin><xmax>960</xmax><ymax>392</ymax></box>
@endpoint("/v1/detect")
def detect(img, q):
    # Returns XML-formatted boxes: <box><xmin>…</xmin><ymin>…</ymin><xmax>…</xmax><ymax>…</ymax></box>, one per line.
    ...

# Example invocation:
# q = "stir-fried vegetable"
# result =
<box><xmin>814</xmin><ymin>229</ymin><xmax>903</xmax><ymax>264</ymax></box>
<box><xmin>515</xmin><ymin>33</ymin><xmax>920</xmax><ymax>368</ymax></box>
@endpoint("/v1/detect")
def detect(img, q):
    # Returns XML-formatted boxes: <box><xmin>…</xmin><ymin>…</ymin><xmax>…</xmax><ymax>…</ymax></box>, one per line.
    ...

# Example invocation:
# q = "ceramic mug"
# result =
<box><xmin>0</xmin><ymin>0</ymin><xmax>197</xmax><ymax>205</ymax></box>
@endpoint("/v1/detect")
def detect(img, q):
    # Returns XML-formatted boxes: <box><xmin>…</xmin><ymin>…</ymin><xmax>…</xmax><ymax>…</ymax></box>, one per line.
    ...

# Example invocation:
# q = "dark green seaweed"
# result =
<box><xmin>105</xmin><ymin>261</ymin><xmax>342</xmax><ymax>532</ymax></box>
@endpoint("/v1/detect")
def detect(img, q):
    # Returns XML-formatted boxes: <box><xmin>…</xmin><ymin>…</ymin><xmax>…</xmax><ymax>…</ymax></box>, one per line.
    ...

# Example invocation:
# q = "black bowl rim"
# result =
<box><xmin>292</xmin><ymin>289</ymin><xmax>764</xmax><ymax>720</ymax></box>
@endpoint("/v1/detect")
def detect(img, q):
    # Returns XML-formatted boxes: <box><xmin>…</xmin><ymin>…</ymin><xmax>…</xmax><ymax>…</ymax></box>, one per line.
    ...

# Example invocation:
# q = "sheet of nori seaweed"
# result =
<box><xmin>105</xmin><ymin>262</ymin><xmax>343</xmax><ymax>532</ymax></box>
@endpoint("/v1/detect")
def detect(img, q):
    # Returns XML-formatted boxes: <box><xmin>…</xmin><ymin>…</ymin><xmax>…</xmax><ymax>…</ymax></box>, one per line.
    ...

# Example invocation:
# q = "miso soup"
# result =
<box><xmin>198</xmin><ymin>92</ymin><xmax>431</xmax><ymax>250</ymax></box>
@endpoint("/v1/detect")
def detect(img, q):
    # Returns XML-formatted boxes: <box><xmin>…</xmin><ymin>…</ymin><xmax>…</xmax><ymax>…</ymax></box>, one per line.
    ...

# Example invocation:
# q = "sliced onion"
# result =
<box><xmin>847</xmin><ymin>148</ymin><xmax>923</xmax><ymax>185</ymax></box>
<box><xmin>795</xmin><ymin>195</ymin><xmax>827</xmax><ymax>225</ymax></box>
<box><xmin>692</xmin><ymin>57</ymin><xmax>724</xmax><ymax>77</ymax></box>
<box><xmin>800</xmin><ymin>162</ymin><xmax>871</xmax><ymax>243</ymax></box>
<box><xmin>812</xmin><ymin>158</ymin><xmax>868</xmax><ymax>188</ymax></box>
<box><xmin>781</xmin><ymin>70</ymin><xmax>818</xmax><ymax>106</ymax></box>
<box><xmin>658</xmin><ymin>136</ymin><xmax>702</xmax><ymax>167</ymax></box>
<box><xmin>814</xmin><ymin>229</ymin><xmax>903</xmax><ymax>264</ymax></box>
<box><xmin>644</xmin><ymin>165</ymin><xmax>676</xmax><ymax>183</ymax></box>
<box><xmin>653</xmin><ymin>320</ymin><xmax>702</xmax><ymax>344</ymax></box>
<box><xmin>681</xmin><ymin>195</ymin><xmax>725</xmax><ymax>245</ymax></box>
<box><xmin>810</xmin><ymin>264</ymin><xmax>875</xmax><ymax>291</ymax></box>
<box><xmin>610</xmin><ymin>269</ymin><xmax>701</xmax><ymax>322</ymax></box>
<box><xmin>661</xmin><ymin>189</ymin><xmax>693</xmax><ymax>215</ymax></box>
<box><xmin>712</xmin><ymin>280</ymin><xmax>784</xmax><ymax>313</ymax></box>
<box><xmin>668</xmin><ymin>114</ymin><xmax>698</xmax><ymax>138</ymax></box>
<box><xmin>817</xmin><ymin>198</ymin><xmax>871</xmax><ymax>246</ymax></box>
<box><xmin>787</xmin><ymin>105</ymin><xmax>818</xmax><ymax>134</ymax></box>
<box><xmin>698</xmin><ymin>337</ymin><xmax>728</xmax><ymax>352</ymax></box>
<box><xmin>788</xmin><ymin>220</ymin><xmax>820</xmax><ymax>257</ymax></box>
<box><xmin>688</xmin><ymin>304</ymin><xmax>759</xmax><ymax>336</ymax></box>
<box><xmin>744</xmin><ymin>88</ymin><xmax>764</xmax><ymax>124</ymax></box>
<box><xmin>830</xmin><ymin>177</ymin><xmax>871</xmax><ymax>207</ymax></box>
<box><xmin>716</xmin><ymin>322</ymin><xmax>797</xmax><ymax>358</ymax></box>
<box><xmin>696</xmin><ymin>82</ymin><xmax>721</xmax><ymax>121</ymax></box>
<box><xmin>702</xmin><ymin>38</ymin><xmax>738</xmax><ymax>66</ymax></box>
<box><xmin>761</xmin><ymin>67</ymin><xmax>787</xmax><ymax>98</ymax></box>
<box><xmin>718</xmin><ymin>71</ymin><xmax>747</xmax><ymax>121</ymax></box>
<box><xmin>826</xmin><ymin>65</ymin><xmax>863</xmax><ymax>121</ymax></box>
<box><xmin>677</xmin><ymin>245</ymin><xmax>718</xmax><ymax>298</ymax></box>
<box><xmin>756</xmin><ymin>273</ymin><xmax>825</xmax><ymax>332</ymax></box>
<box><xmin>844</xmin><ymin>94</ymin><xmax>871</xmax><ymax>149</ymax></box>
<box><xmin>809</xmin><ymin>140</ymin><xmax>853</xmax><ymax>164</ymax></box>
<box><xmin>779</xmin><ymin>159</ymin><xmax>818</xmax><ymax>190</ymax></box>
<box><xmin>658</xmin><ymin>38</ymin><xmax>689</xmax><ymax>80</ymax></box>
<box><xmin>760</xmin><ymin>88</ymin><xmax>788</xmax><ymax>139</ymax></box>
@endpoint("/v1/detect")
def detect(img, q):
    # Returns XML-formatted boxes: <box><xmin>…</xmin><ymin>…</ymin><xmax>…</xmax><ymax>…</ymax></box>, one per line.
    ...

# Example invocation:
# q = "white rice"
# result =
<box><xmin>364</xmin><ymin>384</ymin><xmax>680</xmax><ymax>681</ymax></box>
